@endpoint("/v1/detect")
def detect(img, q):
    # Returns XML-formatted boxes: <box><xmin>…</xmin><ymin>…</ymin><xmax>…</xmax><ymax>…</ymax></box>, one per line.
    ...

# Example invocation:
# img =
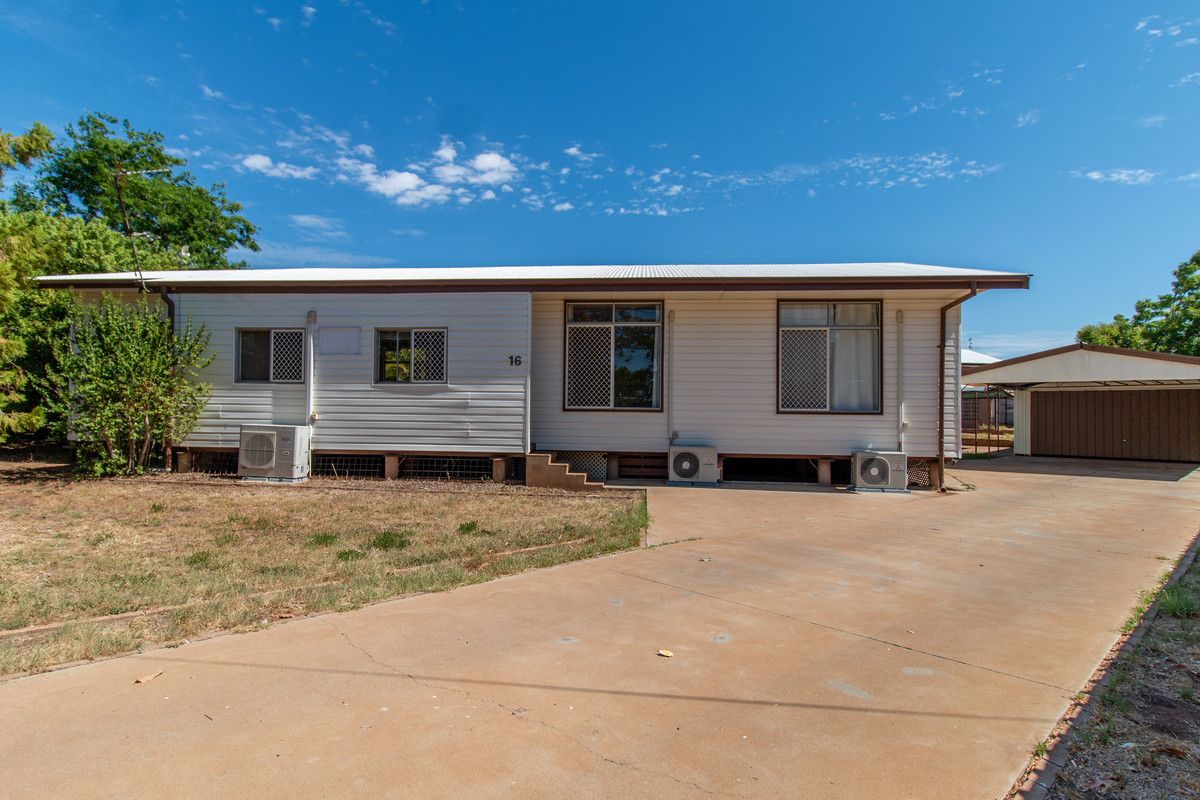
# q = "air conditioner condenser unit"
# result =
<box><xmin>238</xmin><ymin>424</ymin><xmax>311</xmax><ymax>482</ymax></box>
<box><xmin>668</xmin><ymin>444</ymin><xmax>720</xmax><ymax>485</ymax></box>
<box><xmin>850</xmin><ymin>450</ymin><xmax>908</xmax><ymax>492</ymax></box>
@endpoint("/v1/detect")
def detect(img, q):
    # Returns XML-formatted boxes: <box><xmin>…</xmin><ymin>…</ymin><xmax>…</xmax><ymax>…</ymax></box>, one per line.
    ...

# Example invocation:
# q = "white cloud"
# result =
<box><xmin>240</xmin><ymin>153</ymin><xmax>318</xmax><ymax>179</ymax></box>
<box><xmin>470</xmin><ymin>152</ymin><xmax>518</xmax><ymax>184</ymax></box>
<box><xmin>199</xmin><ymin>84</ymin><xmax>224</xmax><ymax>100</ymax></box>
<box><xmin>553</xmin><ymin>202</ymin><xmax>574</xmax><ymax>212</ymax></box>
<box><xmin>1073</xmin><ymin>168</ymin><xmax>1159</xmax><ymax>185</ymax></box>
<box><xmin>1016</xmin><ymin>109</ymin><xmax>1040</xmax><ymax>127</ymax></box>
<box><xmin>564</xmin><ymin>144</ymin><xmax>599</xmax><ymax>161</ymax></box>
<box><xmin>964</xmin><ymin>331</ymin><xmax>1075</xmax><ymax>358</ymax></box>
<box><xmin>1137</xmin><ymin>114</ymin><xmax>1168</xmax><ymax>128</ymax></box>
<box><xmin>288</xmin><ymin>214</ymin><xmax>347</xmax><ymax>239</ymax></box>
<box><xmin>301</xmin><ymin>4</ymin><xmax>316</xmax><ymax>25</ymax></box>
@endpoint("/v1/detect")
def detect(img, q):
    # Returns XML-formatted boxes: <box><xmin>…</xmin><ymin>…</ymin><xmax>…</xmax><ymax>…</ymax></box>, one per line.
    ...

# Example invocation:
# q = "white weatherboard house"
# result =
<box><xmin>40</xmin><ymin>263</ymin><xmax>1029</xmax><ymax>488</ymax></box>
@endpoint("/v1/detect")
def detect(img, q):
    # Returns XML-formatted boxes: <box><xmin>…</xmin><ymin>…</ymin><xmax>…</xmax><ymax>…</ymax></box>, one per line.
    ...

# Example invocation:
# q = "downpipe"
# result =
<box><xmin>936</xmin><ymin>283</ymin><xmax>979</xmax><ymax>490</ymax></box>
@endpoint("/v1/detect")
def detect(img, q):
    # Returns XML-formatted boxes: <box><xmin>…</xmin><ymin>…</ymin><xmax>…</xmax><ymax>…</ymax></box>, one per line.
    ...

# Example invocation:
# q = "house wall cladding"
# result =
<box><xmin>530</xmin><ymin>291</ymin><xmax>961</xmax><ymax>459</ymax></box>
<box><xmin>1029</xmin><ymin>387</ymin><xmax>1200</xmax><ymax>462</ymax></box>
<box><xmin>175</xmin><ymin>292</ymin><xmax>531</xmax><ymax>454</ymax></box>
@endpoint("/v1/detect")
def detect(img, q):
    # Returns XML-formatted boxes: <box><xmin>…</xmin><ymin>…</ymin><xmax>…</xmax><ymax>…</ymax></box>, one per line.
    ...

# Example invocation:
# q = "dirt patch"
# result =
<box><xmin>1043</xmin><ymin>554</ymin><xmax>1200</xmax><ymax>799</ymax></box>
<box><xmin>0</xmin><ymin>459</ymin><xmax>646</xmax><ymax>677</ymax></box>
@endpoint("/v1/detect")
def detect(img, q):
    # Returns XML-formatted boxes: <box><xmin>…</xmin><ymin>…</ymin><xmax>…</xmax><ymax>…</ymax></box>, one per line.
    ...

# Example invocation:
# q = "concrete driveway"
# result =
<box><xmin>3</xmin><ymin>458</ymin><xmax>1198</xmax><ymax>799</ymax></box>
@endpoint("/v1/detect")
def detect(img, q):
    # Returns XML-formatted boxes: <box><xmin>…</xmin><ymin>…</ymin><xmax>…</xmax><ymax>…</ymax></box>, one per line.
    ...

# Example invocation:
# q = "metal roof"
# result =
<box><xmin>961</xmin><ymin>348</ymin><xmax>1000</xmax><ymax>365</ymax></box>
<box><xmin>36</xmin><ymin>262</ymin><xmax>1030</xmax><ymax>291</ymax></box>
<box><xmin>963</xmin><ymin>343</ymin><xmax>1200</xmax><ymax>387</ymax></box>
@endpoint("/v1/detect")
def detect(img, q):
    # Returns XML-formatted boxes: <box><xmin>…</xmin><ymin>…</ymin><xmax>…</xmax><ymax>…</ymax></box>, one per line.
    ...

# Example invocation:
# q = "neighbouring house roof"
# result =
<box><xmin>962</xmin><ymin>343</ymin><xmax>1200</xmax><ymax>387</ymax></box>
<box><xmin>961</xmin><ymin>348</ymin><xmax>1000</xmax><ymax>366</ymax></box>
<box><xmin>36</xmin><ymin>263</ymin><xmax>1030</xmax><ymax>292</ymax></box>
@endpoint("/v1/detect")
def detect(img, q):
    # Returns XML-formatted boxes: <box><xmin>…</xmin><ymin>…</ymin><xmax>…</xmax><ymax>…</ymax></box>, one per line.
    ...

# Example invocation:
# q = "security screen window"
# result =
<box><xmin>237</xmin><ymin>329</ymin><xmax>304</xmax><ymax>383</ymax></box>
<box><xmin>565</xmin><ymin>303</ymin><xmax>662</xmax><ymax>409</ymax></box>
<box><xmin>778</xmin><ymin>302</ymin><xmax>881</xmax><ymax>412</ymax></box>
<box><xmin>376</xmin><ymin>329</ymin><xmax>447</xmax><ymax>383</ymax></box>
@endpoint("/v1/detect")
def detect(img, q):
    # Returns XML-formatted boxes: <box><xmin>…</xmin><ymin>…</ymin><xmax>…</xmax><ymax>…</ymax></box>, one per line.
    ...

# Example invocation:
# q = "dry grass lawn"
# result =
<box><xmin>0</xmin><ymin>456</ymin><xmax>646</xmax><ymax>677</ymax></box>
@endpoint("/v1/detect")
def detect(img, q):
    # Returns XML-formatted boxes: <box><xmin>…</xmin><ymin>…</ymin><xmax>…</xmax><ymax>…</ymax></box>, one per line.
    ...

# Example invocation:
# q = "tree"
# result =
<box><xmin>1078</xmin><ymin>250</ymin><xmax>1200</xmax><ymax>356</ymax></box>
<box><xmin>35</xmin><ymin>113</ymin><xmax>258</xmax><ymax>269</ymax></box>
<box><xmin>0</xmin><ymin>210</ymin><xmax>184</xmax><ymax>441</ymax></box>
<box><xmin>0</xmin><ymin>122</ymin><xmax>53</xmax><ymax>192</ymax></box>
<box><xmin>41</xmin><ymin>296</ymin><xmax>212</xmax><ymax>476</ymax></box>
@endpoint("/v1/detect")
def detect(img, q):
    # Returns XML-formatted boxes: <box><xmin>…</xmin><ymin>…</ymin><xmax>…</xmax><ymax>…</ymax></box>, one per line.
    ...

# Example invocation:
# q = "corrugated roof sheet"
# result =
<box><xmin>37</xmin><ymin>262</ymin><xmax>1028</xmax><ymax>287</ymax></box>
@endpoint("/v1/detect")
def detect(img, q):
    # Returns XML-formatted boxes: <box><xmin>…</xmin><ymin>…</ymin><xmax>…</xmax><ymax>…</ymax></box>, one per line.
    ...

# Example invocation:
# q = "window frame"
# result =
<box><xmin>562</xmin><ymin>300</ymin><xmax>664</xmax><ymax>412</ymax></box>
<box><xmin>372</xmin><ymin>327</ymin><xmax>449</xmax><ymax>385</ymax></box>
<box><xmin>235</xmin><ymin>327</ymin><xmax>306</xmax><ymax>384</ymax></box>
<box><xmin>776</xmin><ymin>300</ymin><xmax>884</xmax><ymax>415</ymax></box>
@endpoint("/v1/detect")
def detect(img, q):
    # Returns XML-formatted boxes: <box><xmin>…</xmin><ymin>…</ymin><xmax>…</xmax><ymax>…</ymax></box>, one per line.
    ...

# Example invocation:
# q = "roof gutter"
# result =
<box><xmin>35</xmin><ymin>275</ymin><xmax>1032</xmax><ymax>293</ymax></box>
<box><xmin>936</xmin><ymin>283</ymin><xmax>979</xmax><ymax>490</ymax></box>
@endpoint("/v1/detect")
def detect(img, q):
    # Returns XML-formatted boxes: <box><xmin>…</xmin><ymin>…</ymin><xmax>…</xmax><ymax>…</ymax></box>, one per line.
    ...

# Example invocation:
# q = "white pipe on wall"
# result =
<box><xmin>896</xmin><ymin>309</ymin><xmax>907</xmax><ymax>451</ymax></box>
<box><xmin>666</xmin><ymin>308</ymin><xmax>676</xmax><ymax>444</ymax></box>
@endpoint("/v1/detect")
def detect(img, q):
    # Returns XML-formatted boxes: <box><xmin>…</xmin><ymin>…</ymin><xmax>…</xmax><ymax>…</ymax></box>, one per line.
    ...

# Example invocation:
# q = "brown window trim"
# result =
<box><xmin>775</xmin><ymin>299</ymin><xmax>885</xmax><ymax>416</ymax></box>
<box><xmin>561</xmin><ymin>299</ymin><xmax>665</xmax><ymax>413</ymax></box>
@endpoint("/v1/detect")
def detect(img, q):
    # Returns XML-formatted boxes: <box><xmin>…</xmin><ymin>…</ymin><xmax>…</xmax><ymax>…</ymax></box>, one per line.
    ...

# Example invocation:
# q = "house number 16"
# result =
<box><xmin>508</xmin><ymin>355</ymin><xmax>523</xmax><ymax>366</ymax></box>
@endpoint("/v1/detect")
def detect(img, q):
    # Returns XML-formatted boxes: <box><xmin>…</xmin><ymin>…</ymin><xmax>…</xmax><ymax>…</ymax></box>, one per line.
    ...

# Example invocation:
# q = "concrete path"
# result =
<box><xmin>3</xmin><ymin>457</ymin><xmax>1197</xmax><ymax>799</ymax></box>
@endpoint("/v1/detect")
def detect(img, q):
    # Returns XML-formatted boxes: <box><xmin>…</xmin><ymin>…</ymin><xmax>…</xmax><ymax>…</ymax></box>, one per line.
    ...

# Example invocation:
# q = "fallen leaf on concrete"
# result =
<box><xmin>134</xmin><ymin>670</ymin><xmax>163</xmax><ymax>684</ymax></box>
<box><xmin>657</xmin><ymin>649</ymin><xmax>674</xmax><ymax>658</ymax></box>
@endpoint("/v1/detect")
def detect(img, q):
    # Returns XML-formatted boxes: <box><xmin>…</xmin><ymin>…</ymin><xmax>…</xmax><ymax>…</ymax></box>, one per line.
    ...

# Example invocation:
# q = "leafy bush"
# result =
<box><xmin>41</xmin><ymin>295</ymin><xmax>212</xmax><ymax>475</ymax></box>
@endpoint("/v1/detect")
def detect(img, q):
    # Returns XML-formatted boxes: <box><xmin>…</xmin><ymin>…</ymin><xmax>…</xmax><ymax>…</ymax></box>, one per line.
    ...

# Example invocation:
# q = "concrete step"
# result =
<box><xmin>524</xmin><ymin>452</ymin><xmax>604</xmax><ymax>491</ymax></box>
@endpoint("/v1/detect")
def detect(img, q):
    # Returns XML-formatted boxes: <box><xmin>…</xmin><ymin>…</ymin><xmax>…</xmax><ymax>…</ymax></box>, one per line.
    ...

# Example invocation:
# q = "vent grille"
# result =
<box><xmin>857</xmin><ymin>456</ymin><xmax>890</xmax><ymax>487</ymax></box>
<box><xmin>240</xmin><ymin>431</ymin><xmax>277</xmax><ymax>469</ymax></box>
<box><xmin>270</xmin><ymin>329</ymin><xmax>305</xmax><ymax>382</ymax></box>
<box><xmin>671</xmin><ymin>451</ymin><xmax>701</xmax><ymax>479</ymax></box>
<box><xmin>779</xmin><ymin>328</ymin><xmax>828</xmax><ymax>410</ymax></box>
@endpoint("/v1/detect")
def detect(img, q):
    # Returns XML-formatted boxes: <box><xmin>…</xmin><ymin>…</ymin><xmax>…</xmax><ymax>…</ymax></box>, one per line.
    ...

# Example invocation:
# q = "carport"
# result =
<box><xmin>963</xmin><ymin>343</ymin><xmax>1200</xmax><ymax>462</ymax></box>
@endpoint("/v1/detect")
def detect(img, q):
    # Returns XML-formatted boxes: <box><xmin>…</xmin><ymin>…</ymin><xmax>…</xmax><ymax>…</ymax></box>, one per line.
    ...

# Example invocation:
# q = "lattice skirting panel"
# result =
<box><xmin>554</xmin><ymin>451</ymin><xmax>608</xmax><ymax>482</ymax></box>
<box><xmin>399</xmin><ymin>456</ymin><xmax>494</xmax><ymax>481</ymax></box>
<box><xmin>186</xmin><ymin>449</ymin><xmax>238</xmax><ymax>475</ymax></box>
<box><xmin>313</xmin><ymin>454</ymin><xmax>385</xmax><ymax>479</ymax></box>
<box><xmin>906</xmin><ymin>459</ymin><xmax>932</xmax><ymax>489</ymax></box>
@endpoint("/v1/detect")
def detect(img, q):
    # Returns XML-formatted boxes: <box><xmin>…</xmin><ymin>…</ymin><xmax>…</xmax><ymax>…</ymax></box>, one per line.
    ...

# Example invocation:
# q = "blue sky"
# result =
<box><xmin>4</xmin><ymin>2</ymin><xmax>1200</xmax><ymax>356</ymax></box>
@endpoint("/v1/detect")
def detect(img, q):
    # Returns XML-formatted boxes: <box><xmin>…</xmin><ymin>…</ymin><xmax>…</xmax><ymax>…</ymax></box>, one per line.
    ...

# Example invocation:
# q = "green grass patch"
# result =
<box><xmin>1158</xmin><ymin>585</ymin><xmax>1199</xmax><ymax>619</ymax></box>
<box><xmin>184</xmin><ymin>550</ymin><xmax>216</xmax><ymax>569</ymax></box>
<box><xmin>368</xmin><ymin>530</ymin><xmax>411</xmax><ymax>550</ymax></box>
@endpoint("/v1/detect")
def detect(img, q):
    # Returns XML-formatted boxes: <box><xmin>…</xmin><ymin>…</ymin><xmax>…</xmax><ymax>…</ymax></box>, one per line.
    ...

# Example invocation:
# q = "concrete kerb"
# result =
<box><xmin>1006</xmin><ymin>529</ymin><xmax>1200</xmax><ymax>800</ymax></box>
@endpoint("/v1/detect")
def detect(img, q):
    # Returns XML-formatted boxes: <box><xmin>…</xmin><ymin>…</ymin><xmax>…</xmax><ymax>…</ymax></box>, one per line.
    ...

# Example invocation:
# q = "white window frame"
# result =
<box><xmin>236</xmin><ymin>328</ymin><xmax>305</xmax><ymax>384</ymax></box>
<box><xmin>778</xmin><ymin>301</ymin><xmax>882</xmax><ymax>414</ymax></box>
<box><xmin>564</xmin><ymin>302</ymin><xmax>662</xmax><ymax>411</ymax></box>
<box><xmin>373</xmin><ymin>327</ymin><xmax>448</xmax><ymax>385</ymax></box>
